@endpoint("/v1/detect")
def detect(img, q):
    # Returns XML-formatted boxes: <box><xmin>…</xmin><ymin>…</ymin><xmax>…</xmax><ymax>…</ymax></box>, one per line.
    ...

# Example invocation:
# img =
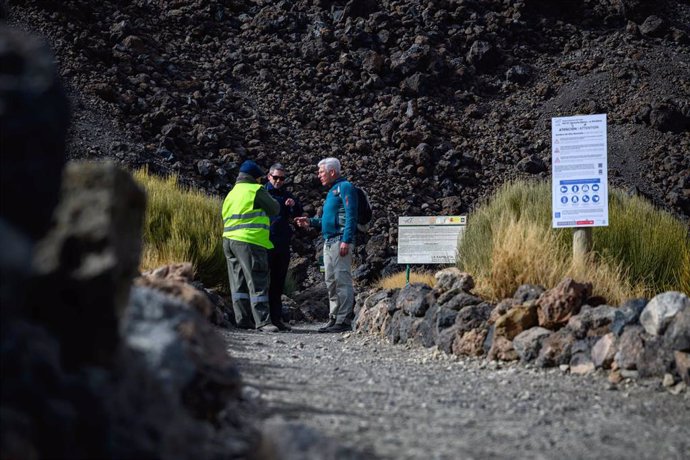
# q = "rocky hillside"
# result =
<box><xmin>6</xmin><ymin>0</ymin><xmax>690</xmax><ymax>268</ymax></box>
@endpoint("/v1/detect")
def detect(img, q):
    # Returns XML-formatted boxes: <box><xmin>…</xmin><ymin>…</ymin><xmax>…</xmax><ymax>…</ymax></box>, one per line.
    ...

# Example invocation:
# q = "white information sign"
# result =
<box><xmin>398</xmin><ymin>216</ymin><xmax>466</xmax><ymax>264</ymax></box>
<box><xmin>552</xmin><ymin>114</ymin><xmax>609</xmax><ymax>228</ymax></box>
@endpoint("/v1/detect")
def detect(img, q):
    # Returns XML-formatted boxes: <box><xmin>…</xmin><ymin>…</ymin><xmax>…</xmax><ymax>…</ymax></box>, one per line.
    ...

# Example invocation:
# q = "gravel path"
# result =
<box><xmin>222</xmin><ymin>325</ymin><xmax>690</xmax><ymax>460</ymax></box>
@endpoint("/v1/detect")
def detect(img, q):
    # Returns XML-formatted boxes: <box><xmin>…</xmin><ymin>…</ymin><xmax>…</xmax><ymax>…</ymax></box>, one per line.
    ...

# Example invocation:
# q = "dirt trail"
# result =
<box><xmin>222</xmin><ymin>325</ymin><xmax>690</xmax><ymax>460</ymax></box>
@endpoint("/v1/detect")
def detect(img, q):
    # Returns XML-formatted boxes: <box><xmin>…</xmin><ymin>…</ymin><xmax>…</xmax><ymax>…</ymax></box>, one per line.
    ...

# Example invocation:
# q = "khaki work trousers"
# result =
<box><xmin>223</xmin><ymin>238</ymin><xmax>271</xmax><ymax>328</ymax></box>
<box><xmin>323</xmin><ymin>237</ymin><xmax>355</xmax><ymax>326</ymax></box>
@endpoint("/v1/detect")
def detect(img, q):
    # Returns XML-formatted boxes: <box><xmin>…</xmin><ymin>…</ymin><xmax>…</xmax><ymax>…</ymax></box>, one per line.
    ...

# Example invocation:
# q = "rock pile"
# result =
<box><xmin>355</xmin><ymin>268</ymin><xmax>690</xmax><ymax>391</ymax></box>
<box><xmin>6</xmin><ymin>1</ymin><xmax>690</xmax><ymax>283</ymax></box>
<box><xmin>135</xmin><ymin>261</ymin><xmax>233</xmax><ymax>325</ymax></box>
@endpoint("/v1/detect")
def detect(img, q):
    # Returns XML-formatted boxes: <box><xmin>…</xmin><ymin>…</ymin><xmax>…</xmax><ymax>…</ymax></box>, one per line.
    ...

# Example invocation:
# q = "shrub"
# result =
<box><xmin>600</xmin><ymin>191</ymin><xmax>690</xmax><ymax>294</ymax></box>
<box><xmin>458</xmin><ymin>180</ymin><xmax>690</xmax><ymax>303</ymax></box>
<box><xmin>134</xmin><ymin>169</ymin><xmax>228</xmax><ymax>291</ymax></box>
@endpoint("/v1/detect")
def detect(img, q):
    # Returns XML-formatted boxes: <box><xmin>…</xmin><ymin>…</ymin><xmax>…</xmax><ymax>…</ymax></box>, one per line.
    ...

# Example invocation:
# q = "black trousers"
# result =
<box><xmin>267</xmin><ymin>245</ymin><xmax>290</xmax><ymax>324</ymax></box>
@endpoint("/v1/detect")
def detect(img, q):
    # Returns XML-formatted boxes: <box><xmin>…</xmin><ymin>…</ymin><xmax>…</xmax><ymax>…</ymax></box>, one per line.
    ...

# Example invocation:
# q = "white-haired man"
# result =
<box><xmin>295</xmin><ymin>157</ymin><xmax>358</xmax><ymax>333</ymax></box>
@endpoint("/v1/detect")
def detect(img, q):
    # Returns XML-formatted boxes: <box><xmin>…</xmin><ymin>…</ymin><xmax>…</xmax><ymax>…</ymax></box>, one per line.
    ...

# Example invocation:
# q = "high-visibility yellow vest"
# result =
<box><xmin>222</xmin><ymin>182</ymin><xmax>273</xmax><ymax>249</ymax></box>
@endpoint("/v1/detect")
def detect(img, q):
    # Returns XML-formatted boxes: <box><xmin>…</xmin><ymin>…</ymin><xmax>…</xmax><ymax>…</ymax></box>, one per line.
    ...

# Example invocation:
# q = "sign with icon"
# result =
<box><xmin>398</xmin><ymin>216</ymin><xmax>467</xmax><ymax>264</ymax></box>
<box><xmin>551</xmin><ymin>114</ymin><xmax>609</xmax><ymax>228</ymax></box>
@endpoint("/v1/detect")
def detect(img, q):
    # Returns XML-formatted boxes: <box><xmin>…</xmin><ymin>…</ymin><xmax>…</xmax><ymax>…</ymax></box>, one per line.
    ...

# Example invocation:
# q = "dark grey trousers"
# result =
<box><xmin>223</xmin><ymin>238</ymin><xmax>271</xmax><ymax>328</ymax></box>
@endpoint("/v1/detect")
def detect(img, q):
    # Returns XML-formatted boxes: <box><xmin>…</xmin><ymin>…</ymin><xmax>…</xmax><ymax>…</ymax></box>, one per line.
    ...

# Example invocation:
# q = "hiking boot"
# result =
<box><xmin>273</xmin><ymin>321</ymin><xmax>292</xmax><ymax>331</ymax></box>
<box><xmin>257</xmin><ymin>324</ymin><xmax>280</xmax><ymax>333</ymax></box>
<box><xmin>318</xmin><ymin>318</ymin><xmax>336</xmax><ymax>333</ymax></box>
<box><xmin>322</xmin><ymin>323</ymin><xmax>351</xmax><ymax>333</ymax></box>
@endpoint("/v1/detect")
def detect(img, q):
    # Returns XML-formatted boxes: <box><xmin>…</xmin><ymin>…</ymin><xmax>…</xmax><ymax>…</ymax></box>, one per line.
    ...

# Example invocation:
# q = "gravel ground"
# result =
<box><xmin>222</xmin><ymin>324</ymin><xmax>690</xmax><ymax>460</ymax></box>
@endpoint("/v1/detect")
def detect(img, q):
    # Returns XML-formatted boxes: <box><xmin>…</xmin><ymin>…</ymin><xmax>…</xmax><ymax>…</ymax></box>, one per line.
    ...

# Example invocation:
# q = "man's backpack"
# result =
<box><xmin>336</xmin><ymin>183</ymin><xmax>373</xmax><ymax>234</ymax></box>
<box><xmin>353</xmin><ymin>185</ymin><xmax>372</xmax><ymax>233</ymax></box>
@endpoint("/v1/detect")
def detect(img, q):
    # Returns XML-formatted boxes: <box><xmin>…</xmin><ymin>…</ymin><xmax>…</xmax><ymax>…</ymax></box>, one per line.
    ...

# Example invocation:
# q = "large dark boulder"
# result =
<box><xmin>396</xmin><ymin>282</ymin><xmax>432</xmax><ymax>317</ymax></box>
<box><xmin>536</xmin><ymin>328</ymin><xmax>576</xmax><ymax>368</ymax></box>
<box><xmin>513</xmin><ymin>327</ymin><xmax>552</xmax><ymax>362</ymax></box>
<box><xmin>567</xmin><ymin>305</ymin><xmax>617</xmax><ymax>339</ymax></box>
<box><xmin>611</xmin><ymin>298</ymin><xmax>647</xmax><ymax>336</ymax></box>
<box><xmin>29</xmin><ymin>162</ymin><xmax>146</xmax><ymax>369</ymax></box>
<box><xmin>122</xmin><ymin>287</ymin><xmax>242</xmax><ymax>421</ymax></box>
<box><xmin>0</xmin><ymin>26</ymin><xmax>69</xmax><ymax>241</ymax></box>
<box><xmin>637</xmin><ymin>335</ymin><xmax>676</xmax><ymax>378</ymax></box>
<box><xmin>418</xmin><ymin>305</ymin><xmax>459</xmax><ymax>348</ymax></box>
<box><xmin>455</xmin><ymin>302</ymin><xmax>494</xmax><ymax>335</ymax></box>
<box><xmin>615</xmin><ymin>325</ymin><xmax>645</xmax><ymax>370</ymax></box>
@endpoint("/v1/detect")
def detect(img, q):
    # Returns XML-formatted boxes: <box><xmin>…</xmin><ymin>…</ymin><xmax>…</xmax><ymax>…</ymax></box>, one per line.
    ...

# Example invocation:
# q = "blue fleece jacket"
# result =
<box><xmin>309</xmin><ymin>177</ymin><xmax>358</xmax><ymax>244</ymax></box>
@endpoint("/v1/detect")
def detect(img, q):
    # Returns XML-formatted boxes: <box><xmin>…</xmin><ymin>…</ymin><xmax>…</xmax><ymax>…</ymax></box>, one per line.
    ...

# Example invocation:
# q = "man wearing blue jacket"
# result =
<box><xmin>295</xmin><ymin>157</ymin><xmax>357</xmax><ymax>333</ymax></box>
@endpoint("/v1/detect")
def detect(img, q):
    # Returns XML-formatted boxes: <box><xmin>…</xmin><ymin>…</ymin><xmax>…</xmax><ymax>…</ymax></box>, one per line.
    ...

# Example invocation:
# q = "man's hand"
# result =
<box><xmin>339</xmin><ymin>242</ymin><xmax>350</xmax><ymax>257</ymax></box>
<box><xmin>285</xmin><ymin>198</ymin><xmax>295</xmax><ymax>207</ymax></box>
<box><xmin>294</xmin><ymin>216</ymin><xmax>309</xmax><ymax>228</ymax></box>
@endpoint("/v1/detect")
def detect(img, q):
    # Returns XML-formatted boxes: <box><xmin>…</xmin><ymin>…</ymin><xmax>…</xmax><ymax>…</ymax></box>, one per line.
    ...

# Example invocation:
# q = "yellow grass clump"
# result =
<box><xmin>134</xmin><ymin>168</ymin><xmax>228</xmax><ymax>291</ymax></box>
<box><xmin>458</xmin><ymin>180</ymin><xmax>689</xmax><ymax>304</ymax></box>
<box><xmin>376</xmin><ymin>270</ymin><xmax>437</xmax><ymax>290</ymax></box>
<box><xmin>479</xmin><ymin>218</ymin><xmax>647</xmax><ymax>303</ymax></box>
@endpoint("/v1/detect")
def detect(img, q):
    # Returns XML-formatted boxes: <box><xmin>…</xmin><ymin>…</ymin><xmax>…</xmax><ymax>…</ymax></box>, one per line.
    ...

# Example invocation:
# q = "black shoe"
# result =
<box><xmin>322</xmin><ymin>323</ymin><xmax>351</xmax><ymax>333</ymax></box>
<box><xmin>273</xmin><ymin>321</ymin><xmax>292</xmax><ymax>331</ymax></box>
<box><xmin>318</xmin><ymin>318</ymin><xmax>336</xmax><ymax>333</ymax></box>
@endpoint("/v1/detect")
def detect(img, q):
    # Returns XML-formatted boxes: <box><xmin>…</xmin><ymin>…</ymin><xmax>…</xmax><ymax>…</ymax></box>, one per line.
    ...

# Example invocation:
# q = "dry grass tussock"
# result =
<box><xmin>459</xmin><ymin>180</ymin><xmax>689</xmax><ymax>304</ymax></box>
<box><xmin>376</xmin><ymin>270</ymin><xmax>436</xmax><ymax>290</ymax></box>
<box><xmin>478</xmin><ymin>218</ymin><xmax>647</xmax><ymax>304</ymax></box>
<box><xmin>134</xmin><ymin>169</ymin><xmax>227</xmax><ymax>291</ymax></box>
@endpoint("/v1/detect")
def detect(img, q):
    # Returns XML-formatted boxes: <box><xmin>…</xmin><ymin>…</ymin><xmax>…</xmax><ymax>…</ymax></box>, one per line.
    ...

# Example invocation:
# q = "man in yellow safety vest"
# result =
<box><xmin>222</xmin><ymin>160</ymin><xmax>280</xmax><ymax>332</ymax></box>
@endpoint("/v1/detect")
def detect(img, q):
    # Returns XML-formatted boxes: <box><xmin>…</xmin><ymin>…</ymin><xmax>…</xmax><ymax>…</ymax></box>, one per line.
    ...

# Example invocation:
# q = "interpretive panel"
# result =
<box><xmin>398</xmin><ymin>216</ymin><xmax>466</xmax><ymax>264</ymax></box>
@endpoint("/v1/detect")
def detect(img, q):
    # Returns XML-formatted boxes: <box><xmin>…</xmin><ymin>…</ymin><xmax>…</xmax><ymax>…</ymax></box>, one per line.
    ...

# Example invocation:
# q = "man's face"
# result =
<box><xmin>318</xmin><ymin>165</ymin><xmax>334</xmax><ymax>187</ymax></box>
<box><xmin>268</xmin><ymin>169</ymin><xmax>286</xmax><ymax>188</ymax></box>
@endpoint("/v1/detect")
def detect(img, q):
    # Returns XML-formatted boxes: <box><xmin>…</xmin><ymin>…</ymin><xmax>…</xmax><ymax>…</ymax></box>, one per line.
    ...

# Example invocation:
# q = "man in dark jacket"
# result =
<box><xmin>265</xmin><ymin>163</ymin><xmax>303</xmax><ymax>331</ymax></box>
